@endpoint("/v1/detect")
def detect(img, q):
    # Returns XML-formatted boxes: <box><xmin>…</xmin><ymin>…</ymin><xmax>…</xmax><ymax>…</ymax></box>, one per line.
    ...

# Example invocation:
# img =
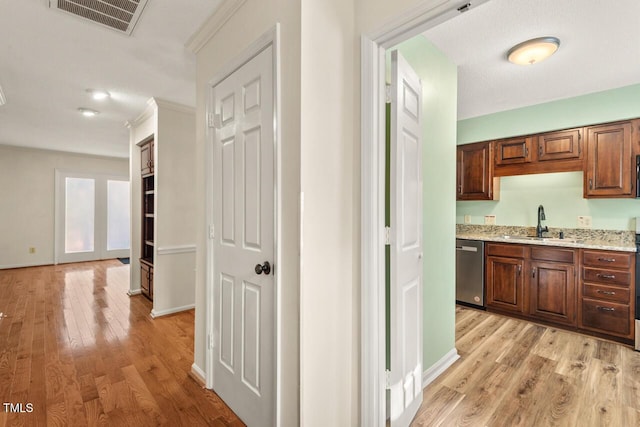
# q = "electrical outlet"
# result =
<box><xmin>28</xmin><ymin>247</ymin><xmax>35</xmax><ymax>254</ymax></box>
<box><xmin>577</xmin><ymin>216</ymin><xmax>592</xmax><ymax>228</ymax></box>
<box><xmin>484</xmin><ymin>215</ymin><xmax>496</xmax><ymax>225</ymax></box>
<box><xmin>464</xmin><ymin>215</ymin><xmax>471</xmax><ymax>224</ymax></box>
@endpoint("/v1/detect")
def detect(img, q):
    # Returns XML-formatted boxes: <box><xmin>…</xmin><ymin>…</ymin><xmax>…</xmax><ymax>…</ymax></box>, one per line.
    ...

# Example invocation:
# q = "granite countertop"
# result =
<box><xmin>456</xmin><ymin>224</ymin><xmax>637</xmax><ymax>253</ymax></box>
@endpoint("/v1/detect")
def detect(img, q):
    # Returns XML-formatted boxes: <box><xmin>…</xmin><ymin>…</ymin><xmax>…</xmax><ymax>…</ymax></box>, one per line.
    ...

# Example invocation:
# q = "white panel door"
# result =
<box><xmin>389</xmin><ymin>50</ymin><xmax>423</xmax><ymax>427</ymax></box>
<box><xmin>212</xmin><ymin>45</ymin><xmax>275</xmax><ymax>427</ymax></box>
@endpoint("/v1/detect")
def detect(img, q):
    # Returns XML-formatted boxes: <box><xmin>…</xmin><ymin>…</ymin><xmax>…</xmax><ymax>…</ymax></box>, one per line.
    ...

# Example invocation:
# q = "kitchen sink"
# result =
<box><xmin>500</xmin><ymin>235</ymin><xmax>582</xmax><ymax>244</ymax></box>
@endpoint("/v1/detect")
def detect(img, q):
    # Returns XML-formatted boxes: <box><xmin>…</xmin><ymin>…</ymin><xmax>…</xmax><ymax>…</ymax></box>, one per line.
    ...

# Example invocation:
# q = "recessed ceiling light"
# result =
<box><xmin>507</xmin><ymin>37</ymin><xmax>560</xmax><ymax>65</ymax></box>
<box><xmin>78</xmin><ymin>108</ymin><xmax>99</xmax><ymax>117</ymax></box>
<box><xmin>86</xmin><ymin>89</ymin><xmax>110</xmax><ymax>100</ymax></box>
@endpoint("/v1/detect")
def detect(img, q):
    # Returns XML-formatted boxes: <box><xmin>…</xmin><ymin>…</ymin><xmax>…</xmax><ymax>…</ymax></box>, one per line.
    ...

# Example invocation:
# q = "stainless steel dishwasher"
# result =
<box><xmin>456</xmin><ymin>239</ymin><xmax>485</xmax><ymax>308</ymax></box>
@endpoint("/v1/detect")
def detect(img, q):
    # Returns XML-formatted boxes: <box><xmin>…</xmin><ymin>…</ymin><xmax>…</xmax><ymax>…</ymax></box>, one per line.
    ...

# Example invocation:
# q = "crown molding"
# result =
<box><xmin>186</xmin><ymin>0</ymin><xmax>247</xmax><ymax>54</ymax></box>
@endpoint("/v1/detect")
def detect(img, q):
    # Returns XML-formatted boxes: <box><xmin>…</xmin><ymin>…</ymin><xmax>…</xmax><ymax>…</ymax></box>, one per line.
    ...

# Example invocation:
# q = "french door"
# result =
<box><xmin>55</xmin><ymin>171</ymin><xmax>130</xmax><ymax>264</ymax></box>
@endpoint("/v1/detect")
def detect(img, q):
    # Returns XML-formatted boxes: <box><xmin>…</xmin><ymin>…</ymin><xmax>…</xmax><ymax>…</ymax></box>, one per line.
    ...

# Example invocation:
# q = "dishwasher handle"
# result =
<box><xmin>456</xmin><ymin>246</ymin><xmax>478</xmax><ymax>252</ymax></box>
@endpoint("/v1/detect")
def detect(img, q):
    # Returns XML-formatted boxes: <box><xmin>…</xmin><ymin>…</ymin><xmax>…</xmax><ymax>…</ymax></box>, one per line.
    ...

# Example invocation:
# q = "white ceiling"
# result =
<box><xmin>2</xmin><ymin>0</ymin><xmax>639</xmax><ymax>159</ymax></box>
<box><xmin>424</xmin><ymin>0</ymin><xmax>640</xmax><ymax>120</ymax></box>
<box><xmin>0</xmin><ymin>0</ymin><xmax>221</xmax><ymax>158</ymax></box>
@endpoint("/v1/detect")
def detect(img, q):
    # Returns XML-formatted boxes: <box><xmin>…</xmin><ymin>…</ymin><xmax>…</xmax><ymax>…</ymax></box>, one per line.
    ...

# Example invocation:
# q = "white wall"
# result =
<box><xmin>192</xmin><ymin>0</ymin><xmax>459</xmax><ymax>425</ymax></box>
<box><xmin>0</xmin><ymin>145</ymin><xmax>128</xmax><ymax>269</ymax></box>
<box><xmin>192</xmin><ymin>1</ymin><xmax>301</xmax><ymax>425</ymax></box>
<box><xmin>128</xmin><ymin>99</ymin><xmax>197</xmax><ymax>315</ymax></box>
<box><xmin>299</xmin><ymin>0</ymin><xmax>358</xmax><ymax>425</ymax></box>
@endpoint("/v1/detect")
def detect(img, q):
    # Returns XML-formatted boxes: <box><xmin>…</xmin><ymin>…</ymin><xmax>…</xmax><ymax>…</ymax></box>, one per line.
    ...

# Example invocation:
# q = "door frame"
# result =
<box><xmin>54</xmin><ymin>169</ymin><xmax>130</xmax><ymax>264</ymax></box>
<box><xmin>204</xmin><ymin>24</ymin><xmax>281</xmax><ymax>424</ymax></box>
<box><xmin>360</xmin><ymin>1</ymin><xmax>490</xmax><ymax>425</ymax></box>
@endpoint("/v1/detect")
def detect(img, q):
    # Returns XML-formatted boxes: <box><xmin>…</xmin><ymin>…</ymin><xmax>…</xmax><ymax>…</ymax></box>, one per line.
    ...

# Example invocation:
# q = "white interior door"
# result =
<box><xmin>211</xmin><ymin>45</ymin><xmax>275</xmax><ymax>427</ymax></box>
<box><xmin>389</xmin><ymin>50</ymin><xmax>423</xmax><ymax>427</ymax></box>
<box><xmin>56</xmin><ymin>171</ymin><xmax>130</xmax><ymax>264</ymax></box>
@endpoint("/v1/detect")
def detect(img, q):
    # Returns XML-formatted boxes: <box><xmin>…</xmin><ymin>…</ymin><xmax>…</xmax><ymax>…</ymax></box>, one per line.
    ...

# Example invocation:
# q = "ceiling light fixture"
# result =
<box><xmin>78</xmin><ymin>108</ymin><xmax>99</xmax><ymax>117</ymax></box>
<box><xmin>507</xmin><ymin>36</ymin><xmax>560</xmax><ymax>65</ymax></box>
<box><xmin>87</xmin><ymin>89</ymin><xmax>110</xmax><ymax>100</ymax></box>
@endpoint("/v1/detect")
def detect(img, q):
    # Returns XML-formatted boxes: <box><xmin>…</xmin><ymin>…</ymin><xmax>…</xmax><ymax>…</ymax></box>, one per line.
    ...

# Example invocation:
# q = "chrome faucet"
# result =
<box><xmin>536</xmin><ymin>205</ymin><xmax>548</xmax><ymax>238</ymax></box>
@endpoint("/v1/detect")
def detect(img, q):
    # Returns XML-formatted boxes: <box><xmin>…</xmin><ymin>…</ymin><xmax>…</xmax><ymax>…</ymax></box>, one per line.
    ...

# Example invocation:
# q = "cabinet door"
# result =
<box><xmin>456</xmin><ymin>141</ymin><xmax>497</xmax><ymax>200</ymax></box>
<box><xmin>529</xmin><ymin>261</ymin><xmax>576</xmax><ymax>325</ymax></box>
<box><xmin>486</xmin><ymin>256</ymin><xmax>524</xmax><ymax>313</ymax></box>
<box><xmin>495</xmin><ymin>136</ymin><xmax>533</xmax><ymax>166</ymax></box>
<box><xmin>585</xmin><ymin>122</ymin><xmax>632</xmax><ymax>197</ymax></box>
<box><xmin>141</xmin><ymin>142</ymin><xmax>153</xmax><ymax>176</ymax></box>
<box><xmin>537</xmin><ymin>129</ymin><xmax>582</xmax><ymax>161</ymax></box>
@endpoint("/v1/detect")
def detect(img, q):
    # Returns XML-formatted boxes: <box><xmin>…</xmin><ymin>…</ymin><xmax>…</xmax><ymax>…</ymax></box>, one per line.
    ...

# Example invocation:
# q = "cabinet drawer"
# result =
<box><xmin>582</xmin><ymin>283</ymin><xmax>630</xmax><ymax>303</ymax></box>
<box><xmin>531</xmin><ymin>246</ymin><xmax>575</xmax><ymax>263</ymax></box>
<box><xmin>486</xmin><ymin>243</ymin><xmax>526</xmax><ymax>258</ymax></box>
<box><xmin>581</xmin><ymin>298</ymin><xmax>630</xmax><ymax>337</ymax></box>
<box><xmin>583</xmin><ymin>251</ymin><xmax>633</xmax><ymax>269</ymax></box>
<box><xmin>583</xmin><ymin>267</ymin><xmax>630</xmax><ymax>286</ymax></box>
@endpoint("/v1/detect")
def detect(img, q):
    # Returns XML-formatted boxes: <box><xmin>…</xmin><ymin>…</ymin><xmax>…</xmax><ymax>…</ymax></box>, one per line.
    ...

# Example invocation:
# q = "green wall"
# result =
<box><xmin>457</xmin><ymin>84</ymin><xmax>640</xmax><ymax>231</ymax></box>
<box><xmin>391</xmin><ymin>36</ymin><xmax>458</xmax><ymax>371</ymax></box>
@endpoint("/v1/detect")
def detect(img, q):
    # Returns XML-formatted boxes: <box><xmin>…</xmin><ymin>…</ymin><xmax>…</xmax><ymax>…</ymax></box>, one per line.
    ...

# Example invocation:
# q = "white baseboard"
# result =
<box><xmin>0</xmin><ymin>261</ymin><xmax>52</xmax><ymax>270</ymax></box>
<box><xmin>127</xmin><ymin>289</ymin><xmax>142</xmax><ymax>296</ymax></box>
<box><xmin>191</xmin><ymin>363</ymin><xmax>206</xmax><ymax>384</ymax></box>
<box><xmin>150</xmin><ymin>303</ymin><xmax>195</xmax><ymax>318</ymax></box>
<box><xmin>422</xmin><ymin>348</ymin><xmax>460</xmax><ymax>388</ymax></box>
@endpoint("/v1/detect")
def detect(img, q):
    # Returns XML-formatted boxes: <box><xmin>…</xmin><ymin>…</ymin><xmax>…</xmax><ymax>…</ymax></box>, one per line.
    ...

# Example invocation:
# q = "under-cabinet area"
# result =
<box><xmin>483</xmin><ymin>241</ymin><xmax>635</xmax><ymax>344</ymax></box>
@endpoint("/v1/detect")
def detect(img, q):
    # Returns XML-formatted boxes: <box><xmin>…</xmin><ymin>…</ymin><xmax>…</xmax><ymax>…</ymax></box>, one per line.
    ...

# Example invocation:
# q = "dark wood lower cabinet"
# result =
<box><xmin>484</xmin><ymin>243</ymin><xmax>634</xmax><ymax>344</ymax></box>
<box><xmin>486</xmin><ymin>256</ymin><xmax>524</xmax><ymax>314</ymax></box>
<box><xmin>529</xmin><ymin>260</ymin><xmax>576</xmax><ymax>326</ymax></box>
<box><xmin>140</xmin><ymin>260</ymin><xmax>153</xmax><ymax>300</ymax></box>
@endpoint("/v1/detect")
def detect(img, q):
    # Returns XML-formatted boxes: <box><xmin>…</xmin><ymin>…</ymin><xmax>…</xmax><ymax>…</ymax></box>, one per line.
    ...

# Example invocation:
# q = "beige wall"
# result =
<box><xmin>0</xmin><ymin>145</ymin><xmax>128</xmax><ymax>269</ymax></box>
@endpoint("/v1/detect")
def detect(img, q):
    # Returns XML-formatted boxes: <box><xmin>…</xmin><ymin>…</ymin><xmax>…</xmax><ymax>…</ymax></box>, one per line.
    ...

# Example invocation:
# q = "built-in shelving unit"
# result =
<box><xmin>140</xmin><ymin>139</ymin><xmax>155</xmax><ymax>300</ymax></box>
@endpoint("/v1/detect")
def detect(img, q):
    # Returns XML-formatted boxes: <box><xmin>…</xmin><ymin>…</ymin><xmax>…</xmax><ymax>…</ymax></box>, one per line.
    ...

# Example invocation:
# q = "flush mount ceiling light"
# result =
<box><xmin>78</xmin><ymin>108</ymin><xmax>99</xmax><ymax>117</ymax></box>
<box><xmin>87</xmin><ymin>89</ymin><xmax>110</xmax><ymax>100</ymax></box>
<box><xmin>507</xmin><ymin>36</ymin><xmax>560</xmax><ymax>65</ymax></box>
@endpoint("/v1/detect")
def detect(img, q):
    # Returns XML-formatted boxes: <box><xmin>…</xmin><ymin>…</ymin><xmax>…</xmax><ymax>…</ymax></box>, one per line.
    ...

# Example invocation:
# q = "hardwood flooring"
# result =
<box><xmin>0</xmin><ymin>260</ymin><xmax>243</xmax><ymax>426</ymax></box>
<box><xmin>414</xmin><ymin>306</ymin><xmax>640</xmax><ymax>426</ymax></box>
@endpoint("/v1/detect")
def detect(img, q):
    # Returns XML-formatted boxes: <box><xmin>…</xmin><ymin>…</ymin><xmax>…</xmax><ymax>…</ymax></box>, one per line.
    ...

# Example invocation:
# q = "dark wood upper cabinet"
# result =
<box><xmin>537</xmin><ymin>128</ymin><xmax>582</xmax><ymax>162</ymax></box>
<box><xmin>495</xmin><ymin>136</ymin><xmax>533</xmax><ymax>166</ymax></box>
<box><xmin>584</xmin><ymin>121</ymin><xmax>633</xmax><ymax>198</ymax></box>
<box><xmin>140</xmin><ymin>139</ymin><xmax>155</xmax><ymax>177</ymax></box>
<box><xmin>456</xmin><ymin>141</ymin><xmax>499</xmax><ymax>201</ymax></box>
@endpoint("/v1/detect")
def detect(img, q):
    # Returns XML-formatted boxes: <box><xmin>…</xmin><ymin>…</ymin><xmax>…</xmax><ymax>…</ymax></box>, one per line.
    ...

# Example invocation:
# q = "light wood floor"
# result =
<box><xmin>414</xmin><ymin>306</ymin><xmax>640</xmax><ymax>426</ymax></box>
<box><xmin>0</xmin><ymin>260</ymin><xmax>243</xmax><ymax>426</ymax></box>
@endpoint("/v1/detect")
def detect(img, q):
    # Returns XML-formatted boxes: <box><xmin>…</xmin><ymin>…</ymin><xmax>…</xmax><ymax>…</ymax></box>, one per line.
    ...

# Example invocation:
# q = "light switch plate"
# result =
<box><xmin>464</xmin><ymin>215</ymin><xmax>471</xmax><ymax>224</ymax></box>
<box><xmin>484</xmin><ymin>215</ymin><xmax>496</xmax><ymax>225</ymax></box>
<box><xmin>577</xmin><ymin>215</ymin><xmax>592</xmax><ymax>228</ymax></box>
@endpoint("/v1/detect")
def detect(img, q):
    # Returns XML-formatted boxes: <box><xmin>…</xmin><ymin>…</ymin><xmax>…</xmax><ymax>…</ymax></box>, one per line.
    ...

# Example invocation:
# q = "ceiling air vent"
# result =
<box><xmin>49</xmin><ymin>0</ymin><xmax>149</xmax><ymax>35</ymax></box>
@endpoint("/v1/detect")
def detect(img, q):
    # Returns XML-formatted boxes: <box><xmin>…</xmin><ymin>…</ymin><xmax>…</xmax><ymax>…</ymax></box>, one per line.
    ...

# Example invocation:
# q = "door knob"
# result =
<box><xmin>255</xmin><ymin>261</ymin><xmax>271</xmax><ymax>275</ymax></box>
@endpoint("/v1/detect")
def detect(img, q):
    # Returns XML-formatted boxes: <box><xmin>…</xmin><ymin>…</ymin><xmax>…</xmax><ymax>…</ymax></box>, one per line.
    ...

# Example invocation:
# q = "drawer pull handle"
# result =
<box><xmin>596</xmin><ymin>306</ymin><xmax>615</xmax><ymax>312</ymax></box>
<box><xmin>596</xmin><ymin>290</ymin><xmax>616</xmax><ymax>296</ymax></box>
<box><xmin>597</xmin><ymin>274</ymin><xmax>615</xmax><ymax>279</ymax></box>
<box><xmin>597</xmin><ymin>257</ymin><xmax>615</xmax><ymax>263</ymax></box>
